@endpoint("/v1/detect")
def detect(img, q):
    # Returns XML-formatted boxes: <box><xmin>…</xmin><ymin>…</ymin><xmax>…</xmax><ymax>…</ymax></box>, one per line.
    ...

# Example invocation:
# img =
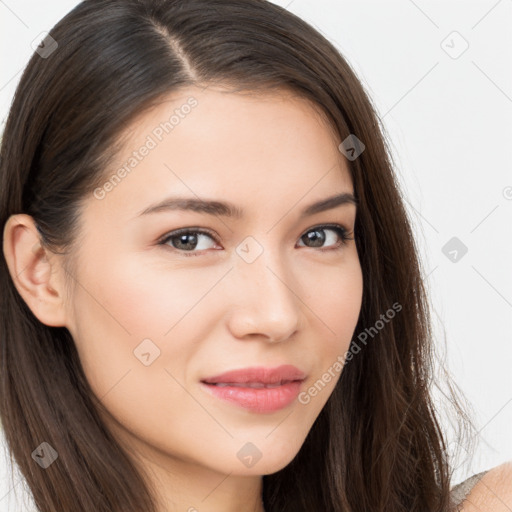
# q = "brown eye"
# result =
<box><xmin>297</xmin><ymin>225</ymin><xmax>352</xmax><ymax>251</ymax></box>
<box><xmin>159</xmin><ymin>228</ymin><xmax>219</xmax><ymax>256</ymax></box>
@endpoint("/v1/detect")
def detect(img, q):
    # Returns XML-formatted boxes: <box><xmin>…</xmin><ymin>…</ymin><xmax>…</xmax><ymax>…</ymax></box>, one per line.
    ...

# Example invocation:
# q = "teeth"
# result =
<box><xmin>212</xmin><ymin>381</ymin><xmax>287</xmax><ymax>388</ymax></box>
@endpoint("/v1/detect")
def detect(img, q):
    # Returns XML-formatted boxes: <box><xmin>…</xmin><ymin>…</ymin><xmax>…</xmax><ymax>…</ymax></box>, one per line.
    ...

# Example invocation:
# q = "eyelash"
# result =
<box><xmin>157</xmin><ymin>224</ymin><xmax>354</xmax><ymax>258</ymax></box>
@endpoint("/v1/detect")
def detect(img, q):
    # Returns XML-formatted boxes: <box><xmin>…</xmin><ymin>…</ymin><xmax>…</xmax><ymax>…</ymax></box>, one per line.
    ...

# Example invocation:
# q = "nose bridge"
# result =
<box><xmin>227</xmin><ymin>236</ymin><xmax>302</xmax><ymax>340</ymax></box>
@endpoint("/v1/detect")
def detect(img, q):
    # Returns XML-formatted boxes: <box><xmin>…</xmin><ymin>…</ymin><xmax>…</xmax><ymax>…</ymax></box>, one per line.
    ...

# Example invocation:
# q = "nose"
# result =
<box><xmin>225</xmin><ymin>248</ymin><xmax>303</xmax><ymax>343</ymax></box>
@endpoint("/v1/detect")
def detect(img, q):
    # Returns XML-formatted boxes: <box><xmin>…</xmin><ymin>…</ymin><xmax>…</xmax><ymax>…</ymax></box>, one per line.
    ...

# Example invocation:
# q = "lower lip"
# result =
<box><xmin>200</xmin><ymin>380</ymin><xmax>303</xmax><ymax>413</ymax></box>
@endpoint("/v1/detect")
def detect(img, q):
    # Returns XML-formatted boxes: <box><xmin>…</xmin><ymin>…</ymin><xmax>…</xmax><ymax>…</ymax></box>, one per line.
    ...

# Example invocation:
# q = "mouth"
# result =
<box><xmin>205</xmin><ymin>380</ymin><xmax>299</xmax><ymax>389</ymax></box>
<box><xmin>199</xmin><ymin>365</ymin><xmax>306</xmax><ymax>413</ymax></box>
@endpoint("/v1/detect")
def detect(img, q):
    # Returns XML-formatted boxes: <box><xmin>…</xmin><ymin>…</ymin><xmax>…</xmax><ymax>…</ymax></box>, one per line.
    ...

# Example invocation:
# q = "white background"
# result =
<box><xmin>1</xmin><ymin>0</ymin><xmax>511</xmax><ymax>510</ymax></box>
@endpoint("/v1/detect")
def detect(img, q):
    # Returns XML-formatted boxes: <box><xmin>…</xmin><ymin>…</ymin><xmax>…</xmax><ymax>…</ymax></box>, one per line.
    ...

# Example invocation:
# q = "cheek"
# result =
<box><xmin>73</xmin><ymin>251</ymin><xmax>222</xmax><ymax>342</ymax></box>
<box><xmin>297</xmin><ymin>255</ymin><xmax>363</xmax><ymax>396</ymax></box>
<box><xmin>67</xmin><ymin>257</ymin><xmax>219</xmax><ymax>460</ymax></box>
<box><xmin>298</xmin><ymin>252</ymin><xmax>363</xmax><ymax>347</ymax></box>
<box><xmin>68</xmin><ymin>252</ymin><xmax>232</xmax><ymax>405</ymax></box>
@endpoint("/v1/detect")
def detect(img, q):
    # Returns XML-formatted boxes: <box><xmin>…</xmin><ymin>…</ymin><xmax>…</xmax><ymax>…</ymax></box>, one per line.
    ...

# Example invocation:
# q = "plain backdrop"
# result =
<box><xmin>1</xmin><ymin>0</ymin><xmax>511</xmax><ymax>510</ymax></box>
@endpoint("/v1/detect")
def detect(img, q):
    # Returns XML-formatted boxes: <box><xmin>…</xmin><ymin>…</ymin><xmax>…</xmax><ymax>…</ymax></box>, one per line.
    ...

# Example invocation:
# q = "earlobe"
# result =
<box><xmin>2</xmin><ymin>214</ymin><xmax>68</xmax><ymax>327</ymax></box>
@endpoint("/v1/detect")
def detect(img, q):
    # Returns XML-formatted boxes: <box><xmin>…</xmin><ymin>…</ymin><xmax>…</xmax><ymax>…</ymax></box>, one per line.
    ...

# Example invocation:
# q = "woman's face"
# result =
<box><xmin>61</xmin><ymin>86</ymin><xmax>363</xmax><ymax>484</ymax></box>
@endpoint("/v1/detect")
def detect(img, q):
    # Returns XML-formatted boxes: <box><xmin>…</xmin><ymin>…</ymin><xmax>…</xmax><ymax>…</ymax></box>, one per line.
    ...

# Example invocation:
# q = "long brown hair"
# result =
<box><xmin>0</xmin><ymin>1</ymin><xmax>476</xmax><ymax>510</ymax></box>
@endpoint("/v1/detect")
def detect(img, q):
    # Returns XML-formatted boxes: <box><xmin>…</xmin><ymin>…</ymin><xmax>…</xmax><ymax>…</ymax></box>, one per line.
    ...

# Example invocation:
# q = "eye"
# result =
<box><xmin>297</xmin><ymin>224</ymin><xmax>354</xmax><ymax>252</ymax></box>
<box><xmin>158</xmin><ymin>227</ymin><xmax>219</xmax><ymax>256</ymax></box>
<box><xmin>157</xmin><ymin>223</ymin><xmax>354</xmax><ymax>257</ymax></box>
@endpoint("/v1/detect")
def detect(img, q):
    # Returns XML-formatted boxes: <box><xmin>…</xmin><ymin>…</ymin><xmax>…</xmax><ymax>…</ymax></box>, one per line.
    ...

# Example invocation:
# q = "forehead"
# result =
<box><xmin>90</xmin><ymin>85</ymin><xmax>354</xmax><ymax>222</ymax></box>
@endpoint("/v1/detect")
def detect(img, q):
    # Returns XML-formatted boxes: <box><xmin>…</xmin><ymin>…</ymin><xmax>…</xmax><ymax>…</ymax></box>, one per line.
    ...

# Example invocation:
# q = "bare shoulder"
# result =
<box><xmin>459</xmin><ymin>461</ymin><xmax>512</xmax><ymax>511</ymax></box>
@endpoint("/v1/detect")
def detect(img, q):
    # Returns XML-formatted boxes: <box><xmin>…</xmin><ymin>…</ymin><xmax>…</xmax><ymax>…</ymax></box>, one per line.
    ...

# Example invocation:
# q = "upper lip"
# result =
<box><xmin>201</xmin><ymin>365</ymin><xmax>306</xmax><ymax>385</ymax></box>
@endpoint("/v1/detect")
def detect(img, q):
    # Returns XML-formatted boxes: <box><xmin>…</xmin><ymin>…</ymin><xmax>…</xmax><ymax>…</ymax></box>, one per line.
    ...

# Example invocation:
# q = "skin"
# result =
<box><xmin>3</xmin><ymin>86</ymin><xmax>364</xmax><ymax>512</ymax></box>
<box><xmin>460</xmin><ymin>462</ymin><xmax>512</xmax><ymax>511</ymax></box>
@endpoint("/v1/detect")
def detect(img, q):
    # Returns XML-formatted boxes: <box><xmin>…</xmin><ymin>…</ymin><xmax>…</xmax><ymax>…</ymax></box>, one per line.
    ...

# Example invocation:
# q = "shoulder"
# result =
<box><xmin>458</xmin><ymin>461</ymin><xmax>512</xmax><ymax>511</ymax></box>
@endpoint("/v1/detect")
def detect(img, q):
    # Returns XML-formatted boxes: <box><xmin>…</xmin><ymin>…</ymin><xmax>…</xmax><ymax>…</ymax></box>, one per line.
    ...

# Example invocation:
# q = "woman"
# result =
<box><xmin>0</xmin><ymin>0</ymin><xmax>510</xmax><ymax>511</ymax></box>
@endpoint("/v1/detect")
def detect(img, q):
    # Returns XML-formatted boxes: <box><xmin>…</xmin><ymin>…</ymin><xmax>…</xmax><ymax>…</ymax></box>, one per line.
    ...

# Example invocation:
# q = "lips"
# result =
<box><xmin>200</xmin><ymin>365</ymin><xmax>306</xmax><ymax>413</ymax></box>
<box><xmin>201</xmin><ymin>364</ymin><xmax>306</xmax><ymax>386</ymax></box>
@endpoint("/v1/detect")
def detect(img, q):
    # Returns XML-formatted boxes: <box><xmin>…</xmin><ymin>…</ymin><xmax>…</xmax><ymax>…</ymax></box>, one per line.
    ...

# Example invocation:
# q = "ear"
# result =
<box><xmin>2</xmin><ymin>214</ymin><xmax>68</xmax><ymax>327</ymax></box>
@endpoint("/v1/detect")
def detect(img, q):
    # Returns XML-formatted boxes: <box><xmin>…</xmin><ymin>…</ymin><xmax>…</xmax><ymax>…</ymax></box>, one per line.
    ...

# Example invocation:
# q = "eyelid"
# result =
<box><xmin>156</xmin><ymin>226</ymin><xmax>219</xmax><ymax>245</ymax></box>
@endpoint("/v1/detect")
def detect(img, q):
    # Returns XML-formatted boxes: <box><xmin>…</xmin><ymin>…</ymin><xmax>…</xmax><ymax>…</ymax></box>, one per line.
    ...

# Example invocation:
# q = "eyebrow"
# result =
<box><xmin>136</xmin><ymin>192</ymin><xmax>358</xmax><ymax>219</ymax></box>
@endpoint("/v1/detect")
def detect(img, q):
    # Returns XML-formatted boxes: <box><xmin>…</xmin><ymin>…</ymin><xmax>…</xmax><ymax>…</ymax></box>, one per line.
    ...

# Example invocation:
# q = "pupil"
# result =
<box><xmin>177</xmin><ymin>233</ymin><xmax>197</xmax><ymax>250</ymax></box>
<box><xmin>306</xmin><ymin>229</ymin><xmax>325</xmax><ymax>247</ymax></box>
